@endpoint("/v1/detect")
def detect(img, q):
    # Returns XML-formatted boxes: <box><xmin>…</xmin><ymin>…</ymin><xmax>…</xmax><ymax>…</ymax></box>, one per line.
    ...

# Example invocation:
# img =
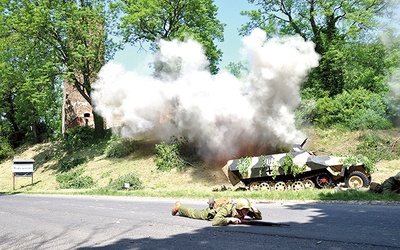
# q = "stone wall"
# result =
<box><xmin>62</xmin><ymin>81</ymin><xmax>94</xmax><ymax>133</ymax></box>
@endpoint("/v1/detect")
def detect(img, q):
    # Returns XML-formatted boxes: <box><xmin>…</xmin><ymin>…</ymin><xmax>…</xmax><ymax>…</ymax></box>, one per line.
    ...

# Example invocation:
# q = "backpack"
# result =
<box><xmin>208</xmin><ymin>198</ymin><xmax>231</xmax><ymax>209</ymax></box>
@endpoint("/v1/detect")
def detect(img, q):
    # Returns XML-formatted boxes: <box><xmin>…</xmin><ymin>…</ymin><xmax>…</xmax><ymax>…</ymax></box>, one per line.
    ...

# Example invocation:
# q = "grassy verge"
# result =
<box><xmin>7</xmin><ymin>186</ymin><xmax>400</xmax><ymax>203</ymax></box>
<box><xmin>1</xmin><ymin>128</ymin><xmax>399</xmax><ymax>202</ymax></box>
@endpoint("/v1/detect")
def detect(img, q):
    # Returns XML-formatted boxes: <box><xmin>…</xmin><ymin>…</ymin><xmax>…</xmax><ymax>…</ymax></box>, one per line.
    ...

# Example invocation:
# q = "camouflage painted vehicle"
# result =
<box><xmin>222</xmin><ymin>139</ymin><xmax>371</xmax><ymax>191</ymax></box>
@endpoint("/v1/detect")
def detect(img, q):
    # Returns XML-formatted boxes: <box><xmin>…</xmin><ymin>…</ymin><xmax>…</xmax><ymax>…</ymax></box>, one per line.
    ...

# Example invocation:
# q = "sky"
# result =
<box><xmin>112</xmin><ymin>0</ymin><xmax>255</xmax><ymax>72</ymax></box>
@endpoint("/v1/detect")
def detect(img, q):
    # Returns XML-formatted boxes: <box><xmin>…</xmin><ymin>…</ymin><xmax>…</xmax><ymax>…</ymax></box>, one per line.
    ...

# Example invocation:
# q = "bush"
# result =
<box><xmin>58</xmin><ymin>156</ymin><xmax>88</xmax><ymax>173</ymax></box>
<box><xmin>154</xmin><ymin>137</ymin><xmax>186</xmax><ymax>171</ymax></box>
<box><xmin>62</xmin><ymin>126</ymin><xmax>95</xmax><ymax>151</ymax></box>
<box><xmin>105</xmin><ymin>135</ymin><xmax>139</xmax><ymax>158</ymax></box>
<box><xmin>56</xmin><ymin>167</ymin><xmax>95</xmax><ymax>189</ymax></box>
<box><xmin>107</xmin><ymin>173</ymin><xmax>142</xmax><ymax>190</ymax></box>
<box><xmin>295</xmin><ymin>99</ymin><xmax>317</xmax><ymax>127</ymax></box>
<box><xmin>0</xmin><ymin>138</ymin><xmax>14</xmax><ymax>161</ymax></box>
<box><xmin>313</xmin><ymin>89</ymin><xmax>392</xmax><ymax>130</ymax></box>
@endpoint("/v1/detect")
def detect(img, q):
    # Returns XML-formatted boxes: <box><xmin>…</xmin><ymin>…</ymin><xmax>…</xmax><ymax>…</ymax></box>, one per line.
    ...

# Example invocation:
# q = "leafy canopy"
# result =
<box><xmin>113</xmin><ymin>0</ymin><xmax>225</xmax><ymax>74</ymax></box>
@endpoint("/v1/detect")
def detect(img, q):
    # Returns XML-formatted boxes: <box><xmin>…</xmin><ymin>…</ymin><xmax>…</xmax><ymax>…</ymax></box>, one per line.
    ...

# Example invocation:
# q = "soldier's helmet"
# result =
<box><xmin>394</xmin><ymin>172</ymin><xmax>400</xmax><ymax>181</ymax></box>
<box><xmin>235</xmin><ymin>198</ymin><xmax>251</xmax><ymax>210</ymax></box>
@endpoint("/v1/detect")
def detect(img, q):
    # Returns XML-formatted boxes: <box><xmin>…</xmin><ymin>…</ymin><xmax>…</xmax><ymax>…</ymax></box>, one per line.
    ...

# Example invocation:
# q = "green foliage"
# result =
<box><xmin>225</xmin><ymin>61</ymin><xmax>250</xmax><ymax>79</ymax></box>
<box><xmin>114</xmin><ymin>0</ymin><xmax>224</xmax><ymax>74</ymax></box>
<box><xmin>107</xmin><ymin>173</ymin><xmax>143</xmax><ymax>190</ymax></box>
<box><xmin>386</xmin><ymin>68</ymin><xmax>400</xmax><ymax>126</ymax></box>
<box><xmin>62</xmin><ymin>126</ymin><xmax>95</xmax><ymax>151</ymax></box>
<box><xmin>270</xmin><ymin>160</ymin><xmax>281</xmax><ymax>180</ymax></box>
<box><xmin>1</xmin><ymin>0</ymin><xmax>115</xmax><ymax>139</ymax></box>
<box><xmin>295</xmin><ymin>99</ymin><xmax>317</xmax><ymax>127</ymax></box>
<box><xmin>154</xmin><ymin>139</ymin><xmax>186</xmax><ymax>171</ymax></box>
<box><xmin>172</xmin><ymin>136</ymin><xmax>198</xmax><ymax>162</ymax></box>
<box><xmin>281</xmin><ymin>154</ymin><xmax>306</xmax><ymax>177</ymax></box>
<box><xmin>105</xmin><ymin>135</ymin><xmax>140</xmax><ymax>158</ymax></box>
<box><xmin>56</xmin><ymin>167</ymin><xmax>95</xmax><ymax>189</ymax></box>
<box><xmin>238</xmin><ymin>157</ymin><xmax>252</xmax><ymax>177</ymax></box>
<box><xmin>340</xmin><ymin>155</ymin><xmax>377</xmax><ymax>175</ymax></box>
<box><xmin>343</xmin><ymin>42</ymin><xmax>389</xmax><ymax>95</ymax></box>
<box><xmin>353</xmin><ymin>132</ymin><xmax>400</xmax><ymax>163</ymax></box>
<box><xmin>154</xmin><ymin>136</ymin><xmax>198</xmax><ymax>171</ymax></box>
<box><xmin>240</xmin><ymin>0</ymin><xmax>390</xmax><ymax>96</ymax></box>
<box><xmin>0</xmin><ymin>20</ymin><xmax>62</xmax><ymax>148</ymax></box>
<box><xmin>313</xmin><ymin>89</ymin><xmax>392</xmax><ymax>130</ymax></box>
<box><xmin>0</xmin><ymin>138</ymin><xmax>14</xmax><ymax>161</ymax></box>
<box><xmin>58</xmin><ymin>156</ymin><xmax>88</xmax><ymax>173</ymax></box>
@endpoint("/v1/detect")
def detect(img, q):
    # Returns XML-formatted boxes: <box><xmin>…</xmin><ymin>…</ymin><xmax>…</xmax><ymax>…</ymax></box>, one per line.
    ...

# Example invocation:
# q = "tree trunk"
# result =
<box><xmin>93</xmin><ymin>111</ymin><xmax>105</xmax><ymax>138</ymax></box>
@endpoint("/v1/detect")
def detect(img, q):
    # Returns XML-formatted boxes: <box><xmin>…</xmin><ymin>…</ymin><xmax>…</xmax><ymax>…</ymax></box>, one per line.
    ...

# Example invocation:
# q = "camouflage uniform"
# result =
<box><xmin>381</xmin><ymin>172</ymin><xmax>400</xmax><ymax>194</ymax></box>
<box><xmin>177</xmin><ymin>199</ymin><xmax>262</xmax><ymax>226</ymax></box>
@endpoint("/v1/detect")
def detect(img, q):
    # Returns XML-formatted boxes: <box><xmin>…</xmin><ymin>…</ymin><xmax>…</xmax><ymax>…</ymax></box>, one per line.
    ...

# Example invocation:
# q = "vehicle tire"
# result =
<box><xmin>274</xmin><ymin>181</ymin><xmax>287</xmax><ymax>191</ymax></box>
<box><xmin>249</xmin><ymin>182</ymin><xmax>260</xmax><ymax>191</ymax></box>
<box><xmin>316</xmin><ymin>174</ymin><xmax>332</xmax><ymax>188</ymax></box>
<box><xmin>259</xmin><ymin>182</ymin><xmax>270</xmax><ymax>191</ymax></box>
<box><xmin>345</xmin><ymin>171</ymin><xmax>370</xmax><ymax>189</ymax></box>
<box><xmin>302</xmin><ymin>179</ymin><xmax>315</xmax><ymax>189</ymax></box>
<box><xmin>291</xmin><ymin>181</ymin><xmax>304</xmax><ymax>191</ymax></box>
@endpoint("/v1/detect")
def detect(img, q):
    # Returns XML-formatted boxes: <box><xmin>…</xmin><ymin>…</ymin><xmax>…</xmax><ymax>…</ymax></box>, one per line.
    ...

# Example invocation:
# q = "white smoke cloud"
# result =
<box><xmin>92</xmin><ymin>28</ymin><xmax>320</xmax><ymax>161</ymax></box>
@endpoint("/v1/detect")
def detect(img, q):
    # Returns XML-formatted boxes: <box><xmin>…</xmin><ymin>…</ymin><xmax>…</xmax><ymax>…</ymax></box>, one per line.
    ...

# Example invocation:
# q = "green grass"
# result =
<box><xmin>1</xmin><ymin>128</ymin><xmax>399</xmax><ymax>202</ymax></box>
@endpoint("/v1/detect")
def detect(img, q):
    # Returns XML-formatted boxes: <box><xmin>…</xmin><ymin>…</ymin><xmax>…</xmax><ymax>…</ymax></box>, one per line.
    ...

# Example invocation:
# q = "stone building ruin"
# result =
<box><xmin>62</xmin><ymin>81</ymin><xmax>94</xmax><ymax>134</ymax></box>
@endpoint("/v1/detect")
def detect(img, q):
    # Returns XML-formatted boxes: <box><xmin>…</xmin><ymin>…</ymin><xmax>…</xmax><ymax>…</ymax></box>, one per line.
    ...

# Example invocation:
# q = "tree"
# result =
<box><xmin>225</xmin><ymin>61</ymin><xmax>250</xmax><ymax>79</ymax></box>
<box><xmin>240</xmin><ymin>0</ymin><xmax>389</xmax><ymax>96</ymax></box>
<box><xmin>0</xmin><ymin>17</ymin><xmax>62</xmax><ymax>146</ymax></box>
<box><xmin>113</xmin><ymin>0</ymin><xmax>224</xmax><ymax>74</ymax></box>
<box><xmin>1</xmin><ymin>0</ymin><xmax>117</xmax><ymax>138</ymax></box>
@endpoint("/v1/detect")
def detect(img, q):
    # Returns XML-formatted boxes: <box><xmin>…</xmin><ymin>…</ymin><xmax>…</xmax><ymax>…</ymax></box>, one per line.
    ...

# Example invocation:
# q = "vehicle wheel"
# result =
<box><xmin>249</xmin><ymin>182</ymin><xmax>261</xmax><ymax>191</ymax></box>
<box><xmin>316</xmin><ymin>174</ymin><xmax>332</xmax><ymax>188</ymax></box>
<box><xmin>302</xmin><ymin>180</ymin><xmax>315</xmax><ymax>189</ymax></box>
<box><xmin>345</xmin><ymin>171</ymin><xmax>370</xmax><ymax>189</ymax></box>
<box><xmin>291</xmin><ymin>181</ymin><xmax>304</xmax><ymax>191</ymax></box>
<box><xmin>260</xmin><ymin>182</ymin><xmax>270</xmax><ymax>191</ymax></box>
<box><xmin>274</xmin><ymin>181</ymin><xmax>286</xmax><ymax>191</ymax></box>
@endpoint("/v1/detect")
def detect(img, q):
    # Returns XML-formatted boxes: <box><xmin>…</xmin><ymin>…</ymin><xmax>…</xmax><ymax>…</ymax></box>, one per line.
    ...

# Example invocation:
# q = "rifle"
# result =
<box><xmin>240</xmin><ymin>219</ymin><xmax>290</xmax><ymax>227</ymax></box>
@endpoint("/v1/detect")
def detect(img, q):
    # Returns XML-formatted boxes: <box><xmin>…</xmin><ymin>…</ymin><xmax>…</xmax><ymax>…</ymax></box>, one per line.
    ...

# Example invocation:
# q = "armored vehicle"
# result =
<box><xmin>222</xmin><ymin>139</ymin><xmax>371</xmax><ymax>191</ymax></box>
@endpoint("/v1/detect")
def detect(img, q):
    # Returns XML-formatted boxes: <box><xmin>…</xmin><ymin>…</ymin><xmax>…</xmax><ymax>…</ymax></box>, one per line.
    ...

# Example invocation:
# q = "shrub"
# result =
<box><xmin>56</xmin><ymin>167</ymin><xmax>95</xmax><ymax>189</ymax></box>
<box><xmin>313</xmin><ymin>89</ymin><xmax>392</xmax><ymax>130</ymax></box>
<box><xmin>0</xmin><ymin>138</ymin><xmax>14</xmax><ymax>161</ymax></box>
<box><xmin>313</xmin><ymin>96</ymin><xmax>338</xmax><ymax>128</ymax></box>
<box><xmin>58</xmin><ymin>156</ymin><xmax>88</xmax><ymax>173</ymax></box>
<box><xmin>154</xmin><ymin>138</ymin><xmax>186</xmax><ymax>171</ymax></box>
<box><xmin>334</xmin><ymin>90</ymin><xmax>391</xmax><ymax>130</ymax></box>
<box><xmin>295</xmin><ymin>99</ymin><xmax>317</xmax><ymax>127</ymax></box>
<box><xmin>62</xmin><ymin>126</ymin><xmax>95</xmax><ymax>151</ymax></box>
<box><xmin>107</xmin><ymin>173</ymin><xmax>142</xmax><ymax>190</ymax></box>
<box><xmin>105</xmin><ymin>135</ymin><xmax>139</xmax><ymax>158</ymax></box>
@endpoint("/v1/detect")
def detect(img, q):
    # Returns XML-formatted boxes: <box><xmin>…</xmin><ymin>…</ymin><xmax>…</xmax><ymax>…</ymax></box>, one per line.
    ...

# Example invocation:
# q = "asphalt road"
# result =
<box><xmin>0</xmin><ymin>194</ymin><xmax>399</xmax><ymax>250</ymax></box>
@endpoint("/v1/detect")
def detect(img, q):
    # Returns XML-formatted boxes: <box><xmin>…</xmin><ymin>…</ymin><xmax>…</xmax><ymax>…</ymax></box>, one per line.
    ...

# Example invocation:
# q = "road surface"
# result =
<box><xmin>0</xmin><ymin>194</ymin><xmax>399</xmax><ymax>249</ymax></box>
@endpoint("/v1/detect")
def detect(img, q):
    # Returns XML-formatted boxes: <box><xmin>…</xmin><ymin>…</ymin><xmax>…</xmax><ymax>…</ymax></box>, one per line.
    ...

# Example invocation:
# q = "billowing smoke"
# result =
<box><xmin>91</xmin><ymin>28</ymin><xmax>320</xmax><ymax>162</ymax></box>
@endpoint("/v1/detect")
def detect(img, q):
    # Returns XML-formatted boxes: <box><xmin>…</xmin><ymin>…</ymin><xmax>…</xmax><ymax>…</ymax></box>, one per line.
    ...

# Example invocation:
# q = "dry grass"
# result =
<box><xmin>1</xmin><ymin>128</ymin><xmax>399</xmax><ymax>195</ymax></box>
